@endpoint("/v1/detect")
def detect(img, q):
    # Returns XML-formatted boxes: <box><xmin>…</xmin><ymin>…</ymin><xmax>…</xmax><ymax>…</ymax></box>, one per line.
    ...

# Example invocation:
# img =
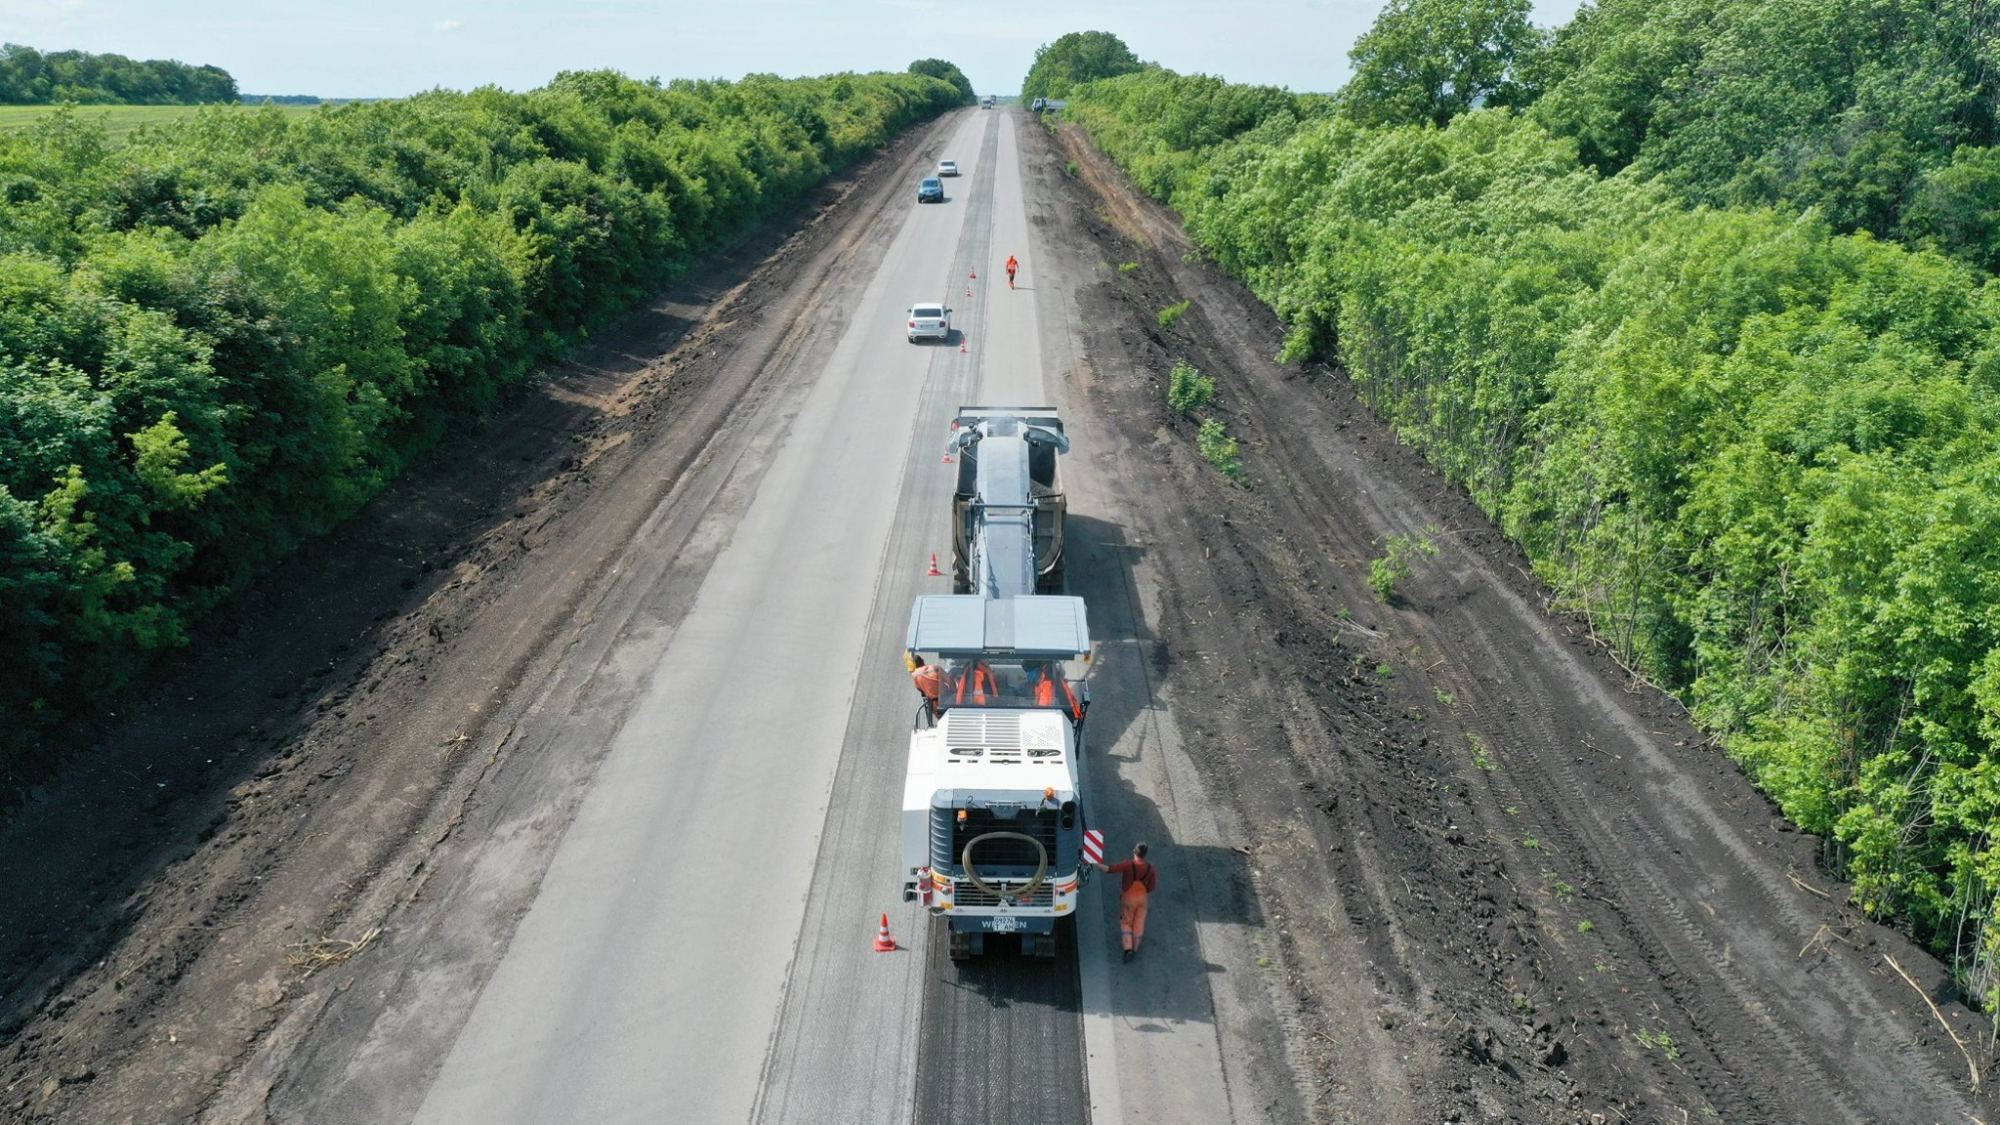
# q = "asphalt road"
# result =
<box><xmin>403</xmin><ymin>110</ymin><xmax>994</xmax><ymax>1124</ymax></box>
<box><xmin>397</xmin><ymin>108</ymin><xmax>1212</xmax><ymax>1125</ymax></box>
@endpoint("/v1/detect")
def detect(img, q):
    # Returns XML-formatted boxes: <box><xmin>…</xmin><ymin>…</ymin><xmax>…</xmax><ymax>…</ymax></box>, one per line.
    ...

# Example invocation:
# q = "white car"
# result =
<box><xmin>937</xmin><ymin>159</ymin><xmax>960</xmax><ymax>177</ymax></box>
<box><xmin>908</xmin><ymin>302</ymin><xmax>952</xmax><ymax>342</ymax></box>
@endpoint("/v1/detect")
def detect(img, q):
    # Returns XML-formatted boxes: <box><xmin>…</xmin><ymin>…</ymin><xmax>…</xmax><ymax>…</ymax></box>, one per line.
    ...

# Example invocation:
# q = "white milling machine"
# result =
<box><xmin>900</xmin><ymin>408</ymin><xmax>1093</xmax><ymax>959</ymax></box>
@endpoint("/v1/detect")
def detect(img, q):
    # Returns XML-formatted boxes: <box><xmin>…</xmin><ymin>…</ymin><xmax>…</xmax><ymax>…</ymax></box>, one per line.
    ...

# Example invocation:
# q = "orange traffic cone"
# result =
<box><xmin>942</xmin><ymin>446</ymin><xmax>953</xmax><ymax>463</ymax></box>
<box><xmin>927</xmin><ymin>553</ymin><xmax>943</xmax><ymax>577</ymax></box>
<box><xmin>959</xmin><ymin>337</ymin><xmax>968</xmax><ymax>354</ymax></box>
<box><xmin>874</xmin><ymin>913</ymin><xmax>897</xmax><ymax>952</ymax></box>
<box><xmin>969</xmin><ymin>269</ymin><xmax>977</xmax><ymax>280</ymax></box>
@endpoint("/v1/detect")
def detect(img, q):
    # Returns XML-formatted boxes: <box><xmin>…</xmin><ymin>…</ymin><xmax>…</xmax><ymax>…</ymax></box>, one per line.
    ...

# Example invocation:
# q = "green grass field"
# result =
<box><xmin>0</xmin><ymin>103</ymin><xmax>319</xmax><ymax>142</ymax></box>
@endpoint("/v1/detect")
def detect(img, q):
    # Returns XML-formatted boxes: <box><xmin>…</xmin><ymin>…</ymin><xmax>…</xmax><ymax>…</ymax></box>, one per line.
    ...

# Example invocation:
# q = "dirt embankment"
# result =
<box><xmin>0</xmin><ymin>115</ymin><xmax>963</xmax><ymax>1125</ymax></box>
<box><xmin>1029</xmin><ymin>114</ymin><xmax>1993</xmax><ymax>1123</ymax></box>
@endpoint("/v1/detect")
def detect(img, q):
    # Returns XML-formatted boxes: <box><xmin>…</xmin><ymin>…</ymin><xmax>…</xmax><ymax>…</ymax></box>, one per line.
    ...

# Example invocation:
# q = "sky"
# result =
<box><xmin>0</xmin><ymin>0</ymin><xmax>1586</xmax><ymax>100</ymax></box>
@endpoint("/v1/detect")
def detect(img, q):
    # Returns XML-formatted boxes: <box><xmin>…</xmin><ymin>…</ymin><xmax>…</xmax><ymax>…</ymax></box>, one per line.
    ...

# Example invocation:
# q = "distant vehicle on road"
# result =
<box><xmin>918</xmin><ymin>176</ymin><xmax>944</xmax><ymax>203</ymax></box>
<box><xmin>1030</xmin><ymin>98</ymin><xmax>1066</xmax><ymax>113</ymax></box>
<box><xmin>981</xmin><ymin>95</ymin><xmax>996</xmax><ymax>108</ymax></box>
<box><xmin>907</xmin><ymin>303</ymin><xmax>952</xmax><ymax>342</ymax></box>
<box><xmin>937</xmin><ymin>159</ymin><xmax>960</xmax><ymax>177</ymax></box>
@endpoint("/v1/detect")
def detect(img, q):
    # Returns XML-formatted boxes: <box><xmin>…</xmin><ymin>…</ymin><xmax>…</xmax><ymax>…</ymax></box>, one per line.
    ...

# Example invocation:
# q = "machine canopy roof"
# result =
<box><xmin>906</xmin><ymin>595</ymin><xmax>1090</xmax><ymax>658</ymax></box>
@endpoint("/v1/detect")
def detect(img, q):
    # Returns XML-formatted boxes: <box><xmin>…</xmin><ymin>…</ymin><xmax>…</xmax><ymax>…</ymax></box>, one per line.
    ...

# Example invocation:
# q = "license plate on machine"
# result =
<box><xmin>987</xmin><ymin>915</ymin><xmax>1021</xmax><ymax>933</ymax></box>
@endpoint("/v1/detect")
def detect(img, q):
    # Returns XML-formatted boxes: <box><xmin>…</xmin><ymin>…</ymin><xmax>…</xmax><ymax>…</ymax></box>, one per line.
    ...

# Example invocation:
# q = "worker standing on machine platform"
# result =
<box><xmin>1098</xmin><ymin>842</ymin><xmax>1157</xmax><ymax>962</ymax></box>
<box><xmin>1005</xmin><ymin>254</ymin><xmax>1019</xmax><ymax>289</ymax></box>
<box><xmin>909</xmin><ymin>655</ymin><xmax>943</xmax><ymax>717</ymax></box>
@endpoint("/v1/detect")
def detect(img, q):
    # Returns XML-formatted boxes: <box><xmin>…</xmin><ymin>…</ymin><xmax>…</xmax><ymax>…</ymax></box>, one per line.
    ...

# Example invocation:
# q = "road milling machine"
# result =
<box><xmin>902</xmin><ymin>408</ymin><xmax>1093</xmax><ymax>959</ymax></box>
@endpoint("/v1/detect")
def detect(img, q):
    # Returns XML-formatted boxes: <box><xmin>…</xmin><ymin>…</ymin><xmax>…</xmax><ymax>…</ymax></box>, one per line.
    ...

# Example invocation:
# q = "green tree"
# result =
<box><xmin>1904</xmin><ymin>146</ymin><xmax>2000</xmax><ymax>272</ymax></box>
<box><xmin>909</xmin><ymin>59</ymin><xmax>975</xmax><ymax>104</ymax></box>
<box><xmin>1526</xmin><ymin>0</ymin><xmax>2000</xmax><ymax>238</ymax></box>
<box><xmin>0</xmin><ymin>42</ymin><xmax>237</xmax><ymax>105</ymax></box>
<box><xmin>1021</xmin><ymin>31</ymin><xmax>1147</xmax><ymax>102</ymax></box>
<box><xmin>1341</xmin><ymin>0</ymin><xmax>1544</xmax><ymax>129</ymax></box>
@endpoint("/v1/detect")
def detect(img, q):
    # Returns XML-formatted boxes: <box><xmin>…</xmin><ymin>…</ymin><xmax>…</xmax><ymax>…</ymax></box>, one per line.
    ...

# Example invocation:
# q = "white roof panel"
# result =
<box><xmin>906</xmin><ymin>595</ymin><xmax>1090</xmax><ymax>657</ymax></box>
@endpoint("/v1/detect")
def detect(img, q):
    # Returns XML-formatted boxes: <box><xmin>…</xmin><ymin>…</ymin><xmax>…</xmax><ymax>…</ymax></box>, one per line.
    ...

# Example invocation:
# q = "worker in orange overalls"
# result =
<box><xmin>951</xmin><ymin>658</ymin><xmax>998</xmax><ymax>706</ymax></box>
<box><xmin>1098</xmin><ymin>842</ymin><xmax>1156</xmax><ymax>961</ymax></box>
<box><xmin>1005</xmin><ymin>254</ymin><xmax>1018</xmax><ymax>289</ymax></box>
<box><xmin>1027</xmin><ymin>660</ymin><xmax>1083</xmax><ymax>721</ymax></box>
<box><xmin>909</xmin><ymin>655</ymin><xmax>943</xmax><ymax>716</ymax></box>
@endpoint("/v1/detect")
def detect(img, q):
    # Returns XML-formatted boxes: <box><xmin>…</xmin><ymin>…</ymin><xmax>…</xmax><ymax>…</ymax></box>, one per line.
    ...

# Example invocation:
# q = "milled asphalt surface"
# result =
<box><xmin>751</xmin><ymin>109</ymin><xmax>1003</xmax><ymax>1125</ymax></box>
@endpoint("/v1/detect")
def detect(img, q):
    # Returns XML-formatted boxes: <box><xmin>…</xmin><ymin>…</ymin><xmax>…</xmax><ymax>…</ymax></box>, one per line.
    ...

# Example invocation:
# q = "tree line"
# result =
<box><xmin>0</xmin><ymin>68</ymin><xmax>962</xmax><ymax>773</ymax></box>
<box><xmin>1053</xmin><ymin>4</ymin><xmax>2000</xmax><ymax>1011</ymax></box>
<box><xmin>0</xmin><ymin>43</ymin><xmax>237</xmax><ymax>105</ymax></box>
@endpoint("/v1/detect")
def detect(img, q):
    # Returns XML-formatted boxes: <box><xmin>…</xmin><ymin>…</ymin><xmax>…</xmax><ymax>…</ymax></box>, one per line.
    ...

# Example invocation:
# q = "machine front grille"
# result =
<box><xmin>931</xmin><ymin>806</ymin><xmax>1062</xmax><ymax>873</ymax></box>
<box><xmin>953</xmin><ymin>881</ymin><xmax>1056</xmax><ymax>908</ymax></box>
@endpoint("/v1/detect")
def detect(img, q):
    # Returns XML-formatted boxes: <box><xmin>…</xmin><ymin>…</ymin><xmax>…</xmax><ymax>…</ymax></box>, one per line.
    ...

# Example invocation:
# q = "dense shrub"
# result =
<box><xmin>1068</xmin><ymin>53</ymin><xmax>2000</xmax><ymax>1006</ymax></box>
<box><xmin>0</xmin><ymin>68</ymin><xmax>959</xmax><ymax>764</ymax></box>
<box><xmin>1196</xmin><ymin>418</ymin><xmax>1241</xmax><ymax>479</ymax></box>
<box><xmin>1166</xmin><ymin>360</ymin><xmax>1214</xmax><ymax>415</ymax></box>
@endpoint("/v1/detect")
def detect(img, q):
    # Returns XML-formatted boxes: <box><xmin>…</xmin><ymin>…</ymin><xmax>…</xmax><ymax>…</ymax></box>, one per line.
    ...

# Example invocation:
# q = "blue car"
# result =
<box><xmin>918</xmin><ymin>176</ymin><xmax>944</xmax><ymax>203</ymax></box>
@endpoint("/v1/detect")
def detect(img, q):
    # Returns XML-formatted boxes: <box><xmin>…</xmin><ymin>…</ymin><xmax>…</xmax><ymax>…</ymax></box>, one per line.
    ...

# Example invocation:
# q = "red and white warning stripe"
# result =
<box><xmin>1082</xmin><ymin>829</ymin><xmax>1104</xmax><ymax>867</ymax></box>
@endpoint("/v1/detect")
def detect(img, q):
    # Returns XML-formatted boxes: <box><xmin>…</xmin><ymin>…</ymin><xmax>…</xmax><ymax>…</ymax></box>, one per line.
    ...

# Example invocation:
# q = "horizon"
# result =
<box><xmin>1</xmin><ymin>0</ymin><xmax>1584</xmax><ymax>101</ymax></box>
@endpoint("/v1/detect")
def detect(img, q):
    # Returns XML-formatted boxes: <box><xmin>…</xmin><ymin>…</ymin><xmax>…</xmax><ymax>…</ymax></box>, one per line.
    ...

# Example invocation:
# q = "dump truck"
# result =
<box><xmin>901</xmin><ymin>408</ymin><xmax>1092</xmax><ymax>959</ymax></box>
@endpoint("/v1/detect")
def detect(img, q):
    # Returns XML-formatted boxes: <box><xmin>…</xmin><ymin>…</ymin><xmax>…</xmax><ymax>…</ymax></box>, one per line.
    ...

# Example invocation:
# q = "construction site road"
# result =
<box><xmin>2</xmin><ymin>104</ymin><xmax>1992</xmax><ymax>1125</ymax></box>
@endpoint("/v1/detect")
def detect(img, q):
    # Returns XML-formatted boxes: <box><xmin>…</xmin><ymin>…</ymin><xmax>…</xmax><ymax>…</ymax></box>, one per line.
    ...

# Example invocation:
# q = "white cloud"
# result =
<box><xmin>433</xmin><ymin>19</ymin><xmax>463</xmax><ymax>32</ymax></box>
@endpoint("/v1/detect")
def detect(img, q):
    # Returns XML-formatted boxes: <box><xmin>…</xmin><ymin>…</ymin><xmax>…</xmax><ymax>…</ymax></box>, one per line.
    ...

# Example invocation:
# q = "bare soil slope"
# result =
<box><xmin>1032</xmin><ymin>115</ymin><xmax>1993</xmax><ymax>1123</ymax></box>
